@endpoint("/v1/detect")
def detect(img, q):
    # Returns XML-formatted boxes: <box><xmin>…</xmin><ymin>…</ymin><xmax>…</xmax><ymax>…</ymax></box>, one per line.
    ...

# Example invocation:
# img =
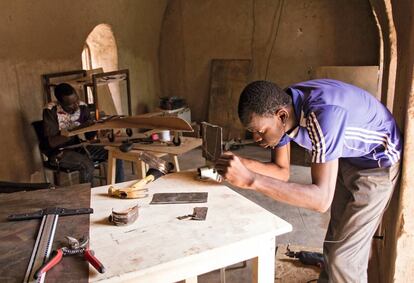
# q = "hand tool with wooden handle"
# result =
<box><xmin>108</xmin><ymin>184</ymin><xmax>149</xmax><ymax>199</ymax></box>
<box><xmin>108</xmin><ymin>152</ymin><xmax>173</xmax><ymax>199</ymax></box>
<box><xmin>107</xmin><ymin>169</ymin><xmax>164</xmax><ymax>199</ymax></box>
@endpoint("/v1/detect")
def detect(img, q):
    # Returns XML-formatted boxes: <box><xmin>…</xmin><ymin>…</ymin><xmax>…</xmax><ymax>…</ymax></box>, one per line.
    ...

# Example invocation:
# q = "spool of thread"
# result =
<box><xmin>159</xmin><ymin>130</ymin><xmax>171</xmax><ymax>142</ymax></box>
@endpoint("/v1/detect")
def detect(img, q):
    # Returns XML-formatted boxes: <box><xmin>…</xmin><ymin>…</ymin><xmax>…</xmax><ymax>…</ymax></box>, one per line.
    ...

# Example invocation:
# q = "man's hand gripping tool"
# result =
<box><xmin>34</xmin><ymin>236</ymin><xmax>105</xmax><ymax>278</ymax></box>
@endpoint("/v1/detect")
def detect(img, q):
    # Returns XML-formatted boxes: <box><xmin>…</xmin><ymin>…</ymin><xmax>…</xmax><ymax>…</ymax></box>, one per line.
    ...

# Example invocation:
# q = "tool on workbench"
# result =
<box><xmin>197</xmin><ymin>122</ymin><xmax>224</xmax><ymax>182</ymax></box>
<box><xmin>119</xmin><ymin>130</ymin><xmax>180</xmax><ymax>152</ymax></box>
<box><xmin>108</xmin><ymin>204</ymin><xmax>139</xmax><ymax>225</ymax></box>
<box><xmin>285</xmin><ymin>244</ymin><xmax>324</xmax><ymax>268</ymax></box>
<box><xmin>34</xmin><ymin>236</ymin><xmax>105</xmax><ymax>278</ymax></box>
<box><xmin>7</xmin><ymin>207</ymin><xmax>93</xmax><ymax>283</ymax></box>
<box><xmin>150</xmin><ymin>192</ymin><xmax>208</xmax><ymax>204</ymax></box>
<box><xmin>108</xmin><ymin>151</ymin><xmax>174</xmax><ymax>199</ymax></box>
<box><xmin>108</xmin><ymin>184</ymin><xmax>149</xmax><ymax>199</ymax></box>
<box><xmin>177</xmin><ymin>207</ymin><xmax>208</xmax><ymax>220</ymax></box>
<box><xmin>197</xmin><ymin>166</ymin><xmax>222</xmax><ymax>182</ymax></box>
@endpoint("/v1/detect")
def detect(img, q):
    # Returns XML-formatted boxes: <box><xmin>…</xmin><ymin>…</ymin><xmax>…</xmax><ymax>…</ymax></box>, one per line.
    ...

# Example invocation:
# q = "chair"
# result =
<box><xmin>31</xmin><ymin>120</ymin><xmax>106</xmax><ymax>186</ymax></box>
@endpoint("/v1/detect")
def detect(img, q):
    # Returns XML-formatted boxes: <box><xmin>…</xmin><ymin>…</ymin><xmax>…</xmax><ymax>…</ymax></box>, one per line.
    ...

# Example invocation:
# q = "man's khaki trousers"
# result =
<box><xmin>319</xmin><ymin>159</ymin><xmax>400</xmax><ymax>283</ymax></box>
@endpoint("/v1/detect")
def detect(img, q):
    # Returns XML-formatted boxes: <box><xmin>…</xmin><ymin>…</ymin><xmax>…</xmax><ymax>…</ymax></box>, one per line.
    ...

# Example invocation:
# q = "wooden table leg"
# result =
<box><xmin>107</xmin><ymin>150</ymin><xmax>117</xmax><ymax>184</ymax></box>
<box><xmin>252</xmin><ymin>237</ymin><xmax>276</xmax><ymax>283</ymax></box>
<box><xmin>136</xmin><ymin>160</ymin><xmax>146</xmax><ymax>179</ymax></box>
<box><xmin>185</xmin><ymin>277</ymin><xmax>197</xmax><ymax>283</ymax></box>
<box><xmin>220</xmin><ymin>268</ymin><xmax>226</xmax><ymax>283</ymax></box>
<box><xmin>173</xmin><ymin>155</ymin><xmax>180</xmax><ymax>172</ymax></box>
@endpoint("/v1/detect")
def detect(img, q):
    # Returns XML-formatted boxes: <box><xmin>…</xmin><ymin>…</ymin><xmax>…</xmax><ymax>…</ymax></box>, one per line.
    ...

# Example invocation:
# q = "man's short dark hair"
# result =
<box><xmin>238</xmin><ymin>80</ymin><xmax>292</xmax><ymax>125</ymax></box>
<box><xmin>54</xmin><ymin>83</ymin><xmax>76</xmax><ymax>102</ymax></box>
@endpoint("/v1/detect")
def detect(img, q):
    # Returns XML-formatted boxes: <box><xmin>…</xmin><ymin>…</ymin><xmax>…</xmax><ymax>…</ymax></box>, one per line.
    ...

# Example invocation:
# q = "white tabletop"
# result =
<box><xmin>89</xmin><ymin>171</ymin><xmax>292</xmax><ymax>282</ymax></box>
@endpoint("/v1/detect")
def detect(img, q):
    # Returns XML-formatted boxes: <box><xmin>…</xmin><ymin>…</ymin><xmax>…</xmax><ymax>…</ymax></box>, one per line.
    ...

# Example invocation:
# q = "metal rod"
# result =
<box><xmin>24</xmin><ymin>214</ymin><xmax>59</xmax><ymax>283</ymax></box>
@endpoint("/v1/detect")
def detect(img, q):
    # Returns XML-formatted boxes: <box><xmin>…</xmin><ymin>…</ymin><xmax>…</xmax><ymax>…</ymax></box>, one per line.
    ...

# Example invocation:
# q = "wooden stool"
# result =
<box><xmin>105</xmin><ymin>146</ymin><xmax>180</xmax><ymax>184</ymax></box>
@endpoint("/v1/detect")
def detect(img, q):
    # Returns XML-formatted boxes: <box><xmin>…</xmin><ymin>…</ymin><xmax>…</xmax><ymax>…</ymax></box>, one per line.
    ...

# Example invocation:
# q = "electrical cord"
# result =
<box><xmin>249</xmin><ymin>0</ymin><xmax>256</xmax><ymax>77</ymax></box>
<box><xmin>265</xmin><ymin>0</ymin><xmax>284</xmax><ymax>80</ymax></box>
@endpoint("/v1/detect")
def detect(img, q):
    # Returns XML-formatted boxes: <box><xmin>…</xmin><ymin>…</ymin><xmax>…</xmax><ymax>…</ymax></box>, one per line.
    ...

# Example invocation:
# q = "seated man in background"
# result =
<box><xmin>42</xmin><ymin>83</ymin><xmax>123</xmax><ymax>184</ymax></box>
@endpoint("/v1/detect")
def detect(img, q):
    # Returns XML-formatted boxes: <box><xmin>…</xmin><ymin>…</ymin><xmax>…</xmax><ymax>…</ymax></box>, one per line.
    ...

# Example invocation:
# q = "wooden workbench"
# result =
<box><xmin>89</xmin><ymin>171</ymin><xmax>292</xmax><ymax>283</ymax></box>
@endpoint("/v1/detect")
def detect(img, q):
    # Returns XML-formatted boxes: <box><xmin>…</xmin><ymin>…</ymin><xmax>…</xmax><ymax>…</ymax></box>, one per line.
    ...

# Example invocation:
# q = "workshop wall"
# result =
<box><xmin>159</xmin><ymin>0</ymin><xmax>380</xmax><ymax>122</ymax></box>
<box><xmin>382</xmin><ymin>0</ymin><xmax>414</xmax><ymax>281</ymax></box>
<box><xmin>0</xmin><ymin>1</ymin><xmax>167</xmax><ymax>181</ymax></box>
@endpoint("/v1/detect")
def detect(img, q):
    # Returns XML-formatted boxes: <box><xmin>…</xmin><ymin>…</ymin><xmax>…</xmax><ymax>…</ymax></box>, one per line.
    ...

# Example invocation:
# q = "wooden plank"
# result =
<box><xmin>0</xmin><ymin>184</ymin><xmax>91</xmax><ymax>283</ymax></box>
<box><xmin>313</xmin><ymin>66</ymin><xmax>380</xmax><ymax>100</ymax></box>
<box><xmin>63</xmin><ymin>116</ymin><xmax>193</xmax><ymax>137</ymax></box>
<box><xmin>208</xmin><ymin>59</ymin><xmax>251</xmax><ymax>141</ymax></box>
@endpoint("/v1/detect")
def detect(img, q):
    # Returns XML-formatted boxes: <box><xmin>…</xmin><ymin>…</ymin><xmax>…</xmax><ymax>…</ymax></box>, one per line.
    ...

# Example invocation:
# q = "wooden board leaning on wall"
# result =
<box><xmin>208</xmin><ymin>59</ymin><xmax>251</xmax><ymax>141</ymax></box>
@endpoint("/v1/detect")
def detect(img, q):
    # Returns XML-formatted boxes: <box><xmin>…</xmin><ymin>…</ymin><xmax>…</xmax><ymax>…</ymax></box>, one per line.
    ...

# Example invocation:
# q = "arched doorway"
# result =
<box><xmin>82</xmin><ymin>24</ymin><xmax>122</xmax><ymax>115</ymax></box>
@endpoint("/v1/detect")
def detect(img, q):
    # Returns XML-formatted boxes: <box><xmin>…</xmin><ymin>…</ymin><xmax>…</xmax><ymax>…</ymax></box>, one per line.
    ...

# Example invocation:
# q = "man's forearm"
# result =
<box><xmin>250</xmin><ymin>173</ymin><xmax>329</xmax><ymax>212</ymax></box>
<box><xmin>241</xmin><ymin>157</ymin><xmax>289</xmax><ymax>181</ymax></box>
<box><xmin>48</xmin><ymin>135</ymin><xmax>71</xmax><ymax>148</ymax></box>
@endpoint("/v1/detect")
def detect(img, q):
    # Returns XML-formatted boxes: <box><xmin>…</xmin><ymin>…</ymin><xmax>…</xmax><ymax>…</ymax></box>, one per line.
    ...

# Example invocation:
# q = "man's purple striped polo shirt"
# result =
<box><xmin>277</xmin><ymin>79</ymin><xmax>402</xmax><ymax>168</ymax></box>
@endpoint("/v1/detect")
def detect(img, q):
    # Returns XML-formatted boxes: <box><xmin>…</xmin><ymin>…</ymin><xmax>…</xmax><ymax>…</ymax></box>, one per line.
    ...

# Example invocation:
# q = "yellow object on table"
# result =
<box><xmin>108</xmin><ymin>177</ymin><xmax>154</xmax><ymax>199</ymax></box>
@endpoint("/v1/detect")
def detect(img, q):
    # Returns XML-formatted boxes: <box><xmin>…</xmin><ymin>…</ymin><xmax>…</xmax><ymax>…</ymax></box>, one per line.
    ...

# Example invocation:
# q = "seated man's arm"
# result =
<box><xmin>43</xmin><ymin>108</ymin><xmax>72</xmax><ymax>149</ymax></box>
<box><xmin>239</xmin><ymin>143</ymin><xmax>291</xmax><ymax>181</ymax></box>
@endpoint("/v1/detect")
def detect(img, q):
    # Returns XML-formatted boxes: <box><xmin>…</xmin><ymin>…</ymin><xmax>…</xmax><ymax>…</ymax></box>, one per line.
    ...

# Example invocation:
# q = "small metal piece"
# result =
<box><xmin>192</xmin><ymin>207</ymin><xmax>208</xmax><ymax>220</ymax></box>
<box><xmin>109</xmin><ymin>205</ymin><xmax>139</xmax><ymax>226</ymax></box>
<box><xmin>138</xmin><ymin>151</ymin><xmax>173</xmax><ymax>174</ymax></box>
<box><xmin>197</xmin><ymin>166</ymin><xmax>222</xmax><ymax>182</ymax></box>
<box><xmin>65</xmin><ymin>236</ymin><xmax>88</xmax><ymax>249</ymax></box>
<box><xmin>201</xmin><ymin>122</ymin><xmax>223</xmax><ymax>162</ymax></box>
<box><xmin>285</xmin><ymin>244</ymin><xmax>295</xmax><ymax>257</ymax></box>
<box><xmin>150</xmin><ymin>192</ymin><xmax>208</xmax><ymax>204</ymax></box>
<box><xmin>176</xmin><ymin>214</ymin><xmax>194</xmax><ymax>220</ymax></box>
<box><xmin>7</xmin><ymin>207</ymin><xmax>93</xmax><ymax>221</ymax></box>
<box><xmin>177</xmin><ymin>207</ymin><xmax>208</xmax><ymax>221</ymax></box>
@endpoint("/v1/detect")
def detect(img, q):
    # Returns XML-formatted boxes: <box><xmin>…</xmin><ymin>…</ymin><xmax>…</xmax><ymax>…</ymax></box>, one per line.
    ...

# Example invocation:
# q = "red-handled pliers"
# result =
<box><xmin>34</xmin><ymin>236</ymin><xmax>105</xmax><ymax>279</ymax></box>
<box><xmin>84</xmin><ymin>249</ymin><xmax>106</xmax><ymax>273</ymax></box>
<box><xmin>34</xmin><ymin>249</ymin><xmax>64</xmax><ymax>278</ymax></box>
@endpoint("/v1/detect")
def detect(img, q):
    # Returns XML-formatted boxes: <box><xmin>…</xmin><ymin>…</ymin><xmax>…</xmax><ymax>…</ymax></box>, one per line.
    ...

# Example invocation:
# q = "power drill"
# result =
<box><xmin>285</xmin><ymin>244</ymin><xmax>324</xmax><ymax>268</ymax></box>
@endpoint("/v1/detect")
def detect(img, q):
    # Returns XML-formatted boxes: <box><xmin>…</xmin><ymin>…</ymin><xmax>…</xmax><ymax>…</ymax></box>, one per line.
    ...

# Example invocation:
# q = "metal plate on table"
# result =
<box><xmin>150</xmin><ymin>193</ymin><xmax>208</xmax><ymax>204</ymax></box>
